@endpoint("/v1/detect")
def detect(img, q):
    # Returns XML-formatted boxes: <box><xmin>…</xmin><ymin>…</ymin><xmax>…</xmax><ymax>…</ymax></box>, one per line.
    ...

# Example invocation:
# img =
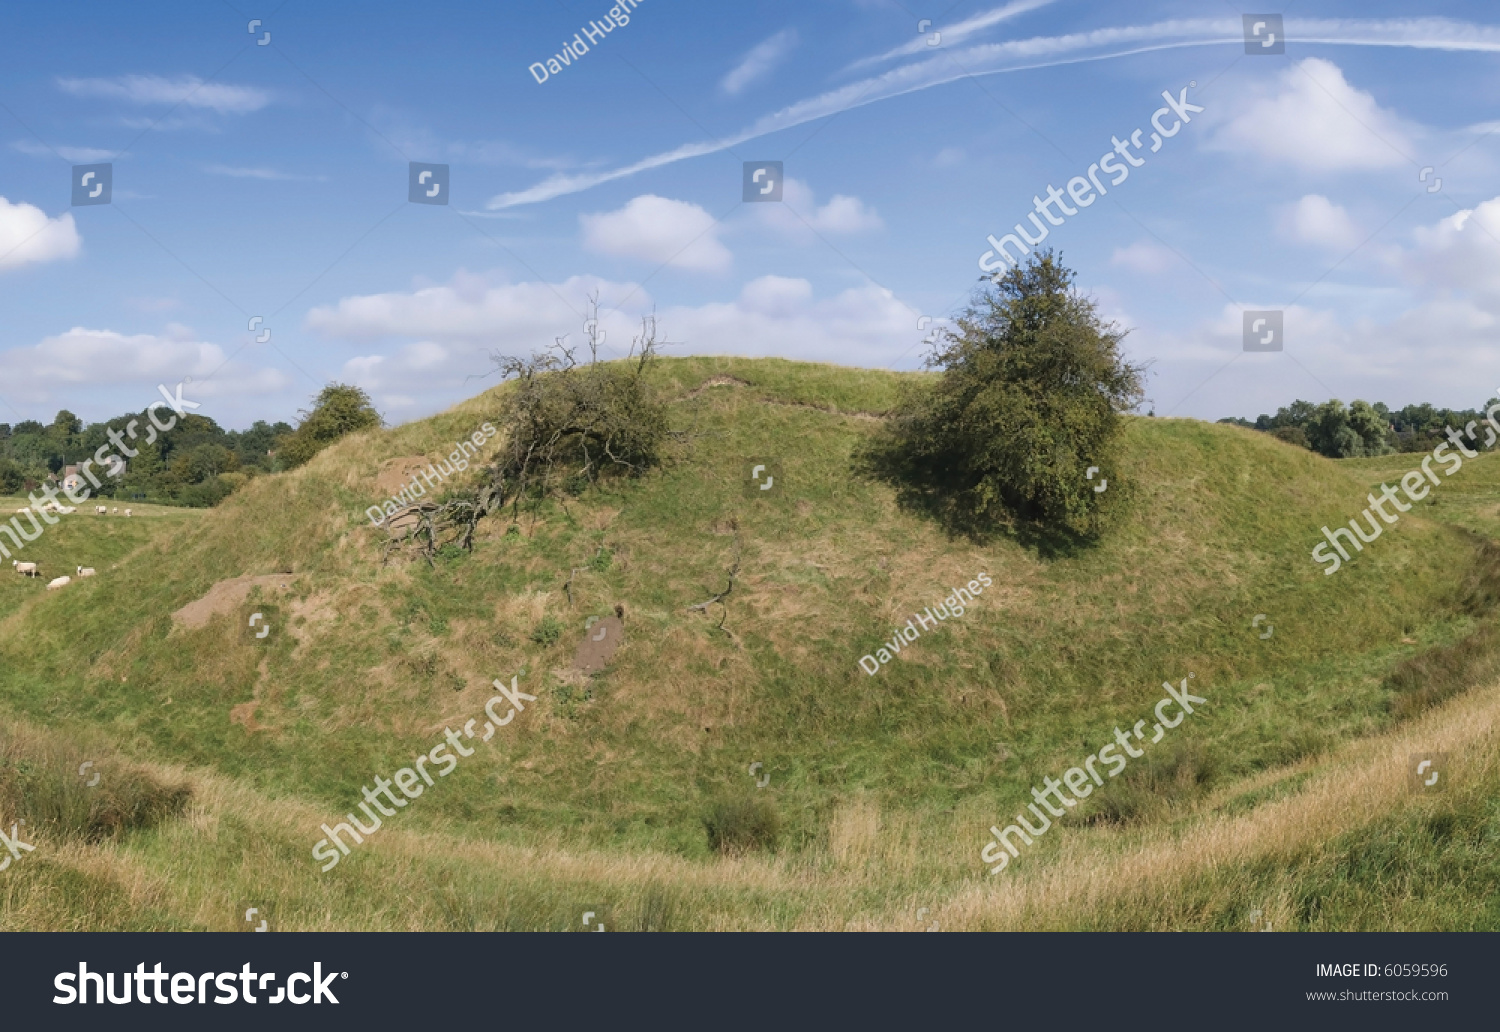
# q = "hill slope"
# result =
<box><xmin>2</xmin><ymin>356</ymin><xmax>1497</xmax><ymax>931</ymax></box>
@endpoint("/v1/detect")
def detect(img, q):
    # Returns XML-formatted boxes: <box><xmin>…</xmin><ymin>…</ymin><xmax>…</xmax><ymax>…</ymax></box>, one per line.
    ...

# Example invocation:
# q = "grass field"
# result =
<box><xmin>1</xmin><ymin>356</ymin><xmax>1496</xmax><ymax>931</ymax></box>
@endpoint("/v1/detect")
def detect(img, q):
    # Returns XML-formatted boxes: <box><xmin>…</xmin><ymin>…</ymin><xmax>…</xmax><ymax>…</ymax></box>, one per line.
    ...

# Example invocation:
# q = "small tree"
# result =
<box><xmin>862</xmin><ymin>251</ymin><xmax>1144</xmax><ymax>539</ymax></box>
<box><xmin>277</xmin><ymin>384</ymin><xmax>382</xmax><ymax>469</ymax></box>
<box><xmin>387</xmin><ymin>300</ymin><xmax>674</xmax><ymax>562</ymax></box>
<box><xmin>478</xmin><ymin>299</ymin><xmax>670</xmax><ymax>523</ymax></box>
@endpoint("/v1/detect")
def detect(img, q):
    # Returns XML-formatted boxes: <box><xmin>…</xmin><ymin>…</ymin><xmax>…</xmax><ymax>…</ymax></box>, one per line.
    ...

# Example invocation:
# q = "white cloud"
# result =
<box><xmin>10</xmin><ymin>139</ymin><xmax>114</xmax><ymax>163</ymax></box>
<box><xmin>1404</xmin><ymin>196</ymin><xmax>1500</xmax><ymax>300</ymax></box>
<box><xmin>580</xmin><ymin>195</ymin><xmax>732</xmax><ymax>272</ymax></box>
<box><xmin>0</xmin><ymin>327</ymin><xmax>287</xmax><ymax>397</ymax></box>
<box><xmin>663</xmin><ymin>276</ymin><xmax>918</xmax><ymax>365</ymax></box>
<box><xmin>1277</xmin><ymin>194</ymin><xmax>1363</xmax><ymax>251</ymax></box>
<box><xmin>722</xmin><ymin>29</ymin><xmax>799</xmax><ymax>95</ymax></box>
<box><xmin>306</xmin><ymin>271</ymin><xmax>629</xmax><ymax>344</ymax></box>
<box><xmin>310</xmin><ymin>270</ymin><xmax>925</xmax><ymax>393</ymax></box>
<box><xmin>340</xmin><ymin>341</ymin><xmax>454</xmax><ymax>394</ymax></box>
<box><xmin>57</xmin><ymin>75</ymin><xmax>272</xmax><ymax>115</ymax></box>
<box><xmin>757</xmin><ymin>179</ymin><xmax>883</xmax><ymax>239</ymax></box>
<box><xmin>0</xmin><ymin>197</ymin><xmax>81</xmax><ymax>272</ymax></box>
<box><xmin>1109</xmin><ymin>240</ymin><xmax>1177</xmax><ymax>275</ymax></box>
<box><xmin>1213</xmin><ymin>58</ymin><xmax>1415</xmax><ymax>173</ymax></box>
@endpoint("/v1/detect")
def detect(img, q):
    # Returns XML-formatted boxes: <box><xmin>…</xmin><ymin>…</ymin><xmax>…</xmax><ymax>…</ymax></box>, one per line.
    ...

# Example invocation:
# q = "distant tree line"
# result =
<box><xmin>1217</xmin><ymin>398</ymin><xmax>1500</xmax><ymax>459</ymax></box>
<box><xmin>0</xmin><ymin>383</ymin><xmax>380</xmax><ymax>506</ymax></box>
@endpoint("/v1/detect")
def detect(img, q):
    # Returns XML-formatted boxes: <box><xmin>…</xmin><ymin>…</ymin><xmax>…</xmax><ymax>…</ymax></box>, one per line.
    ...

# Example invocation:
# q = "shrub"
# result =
<box><xmin>0</xmin><ymin>731</ymin><xmax>191</xmax><ymax>844</ymax></box>
<box><xmin>530</xmin><ymin>616</ymin><xmax>563</xmax><ymax>646</ymax></box>
<box><xmin>703</xmin><ymin>797</ymin><xmax>780</xmax><ymax>855</ymax></box>
<box><xmin>1077</xmin><ymin>740</ymin><xmax>1219</xmax><ymax>826</ymax></box>
<box><xmin>463</xmin><ymin>304</ymin><xmax>670</xmax><ymax>532</ymax></box>
<box><xmin>860</xmin><ymin>251</ymin><xmax>1144</xmax><ymax>540</ymax></box>
<box><xmin>1386</xmin><ymin>623</ymin><xmax>1500</xmax><ymax>719</ymax></box>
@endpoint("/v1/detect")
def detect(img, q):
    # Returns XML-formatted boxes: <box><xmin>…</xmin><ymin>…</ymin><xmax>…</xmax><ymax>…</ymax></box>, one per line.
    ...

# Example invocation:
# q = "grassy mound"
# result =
<box><xmin>1</xmin><ymin>356</ymin><xmax>1497</xmax><ymax>930</ymax></box>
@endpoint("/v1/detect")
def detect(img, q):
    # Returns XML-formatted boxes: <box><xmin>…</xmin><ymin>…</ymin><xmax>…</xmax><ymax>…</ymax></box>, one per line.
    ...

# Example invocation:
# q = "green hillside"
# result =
<box><xmin>2</xmin><ymin>356</ymin><xmax>1497</xmax><ymax>931</ymax></box>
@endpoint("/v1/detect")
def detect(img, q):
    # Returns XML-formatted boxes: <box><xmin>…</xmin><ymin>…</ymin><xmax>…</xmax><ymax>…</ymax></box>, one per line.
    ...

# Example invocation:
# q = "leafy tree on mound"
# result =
<box><xmin>277</xmin><ymin>383</ymin><xmax>383</xmax><ymax>470</ymax></box>
<box><xmin>862</xmin><ymin>251</ymin><xmax>1144</xmax><ymax>540</ymax></box>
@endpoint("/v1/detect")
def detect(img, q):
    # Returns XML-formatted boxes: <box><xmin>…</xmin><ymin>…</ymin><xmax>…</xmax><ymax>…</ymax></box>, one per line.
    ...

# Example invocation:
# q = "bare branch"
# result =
<box><xmin>686</xmin><ymin>519</ymin><xmax>742</xmax><ymax>633</ymax></box>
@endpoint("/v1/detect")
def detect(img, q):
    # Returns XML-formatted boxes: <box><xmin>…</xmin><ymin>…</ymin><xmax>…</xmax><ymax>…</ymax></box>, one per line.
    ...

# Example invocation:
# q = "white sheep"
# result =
<box><xmin>111</xmin><ymin>507</ymin><xmax>118</xmax><ymax>514</ymax></box>
<box><xmin>46</xmin><ymin>575</ymin><xmax>71</xmax><ymax>590</ymax></box>
<box><xmin>12</xmin><ymin>560</ymin><xmax>38</xmax><ymax>578</ymax></box>
<box><xmin>76</xmin><ymin>566</ymin><xmax>95</xmax><ymax>578</ymax></box>
<box><xmin>95</xmin><ymin>506</ymin><xmax>107</xmax><ymax>515</ymax></box>
<box><xmin>125</xmin><ymin>509</ymin><xmax>132</xmax><ymax>517</ymax></box>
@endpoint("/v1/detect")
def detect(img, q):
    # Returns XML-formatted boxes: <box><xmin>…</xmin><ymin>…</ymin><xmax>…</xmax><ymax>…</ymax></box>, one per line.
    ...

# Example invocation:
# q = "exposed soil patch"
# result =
<box><xmin>171</xmin><ymin>574</ymin><xmax>299</xmax><ymax>630</ymax></box>
<box><xmin>376</xmin><ymin>456</ymin><xmax>433</xmax><ymax>496</ymax></box>
<box><xmin>229</xmin><ymin>700</ymin><xmax>268</xmax><ymax>733</ymax></box>
<box><xmin>686</xmin><ymin>375</ymin><xmax>751</xmax><ymax>398</ymax></box>
<box><xmin>573</xmin><ymin>615</ymin><xmax>624</xmax><ymax>673</ymax></box>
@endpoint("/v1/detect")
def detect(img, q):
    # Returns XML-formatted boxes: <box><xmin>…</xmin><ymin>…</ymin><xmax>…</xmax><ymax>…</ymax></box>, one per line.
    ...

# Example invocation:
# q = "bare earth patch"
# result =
<box><xmin>573</xmin><ymin>616</ymin><xmax>624</xmax><ymax>673</ymax></box>
<box><xmin>229</xmin><ymin>701</ymin><xmax>268</xmax><ymax>733</ymax></box>
<box><xmin>376</xmin><ymin>456</ymin><xmax>433</xmax><ymax>496</ymax></box>
<box><xmin>171</xmin><ymin>575</ymin><xmax>299</xmax><ymax>630</ymax></box>
<box><xmin>686</xmin><ymin>375</ymin><xmax>751</xmax><ymax>398</ymax></box>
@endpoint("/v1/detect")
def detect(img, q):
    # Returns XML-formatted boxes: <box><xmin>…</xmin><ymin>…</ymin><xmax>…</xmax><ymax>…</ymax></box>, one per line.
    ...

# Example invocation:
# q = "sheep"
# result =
<box><xmin>111</xmin><ymin>507</ymin><xmax>118</xmax><ymax>514</ymax></box>
<box><xmin>125</xmin><ymin>509</ymin><xmax>132</xmax><ymax>517</ymax></box>
<box><xmin>95</xmin><ymin>506</ymin><xmax>107</xmax><ymax>515</ymax></box>
<box><xmin>12</xmin><ymin>561</ymin><xmax>38</xmax><ymax>578</ymax></box>
<box><xmin>46</xmin><ymin>576</ymin><xmax>71</xmax><ymax>591</ymax></box>
<box><xmin>76</xmin><ymin>566</ymin><xmax>95</xmax><ymax>578</ymax></box>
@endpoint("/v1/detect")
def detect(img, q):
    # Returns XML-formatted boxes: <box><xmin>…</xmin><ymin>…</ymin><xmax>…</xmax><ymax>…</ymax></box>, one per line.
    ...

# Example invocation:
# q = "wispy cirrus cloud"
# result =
<box><xmin>722</xmin><ymin>29</ymin><xmax>799</xmax><ymax>95</ymax></box>
<box><xmin>486</xmin><ymin>16</ymin><xmax>1500</xmax><ymax>211</ymax></box>
<box><xmin>846</xmin><ymin>0</ymin><xmax>1058</xmax><ymax>70</ymax></box>
<box><xmin>11</xmin><ymin>139</ymin><xmax>115</xmax><ymax>163</ymax></box>
<box><xmin>202</xmin><ymin>164</ymin><xmax>327</xmax><ymax>182</ymax></box>
<box><xmin>57</xmin><ymin>74</ymin><xmax>272</xmax><ymax>114</ymax></box>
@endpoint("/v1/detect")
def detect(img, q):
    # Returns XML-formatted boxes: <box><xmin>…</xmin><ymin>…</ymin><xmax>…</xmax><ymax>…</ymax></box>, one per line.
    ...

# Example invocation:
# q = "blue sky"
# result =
<box><xmin>4</xmin><ymin>0</ymin><xmax>1500</xmax><ymax>430</ymax></box>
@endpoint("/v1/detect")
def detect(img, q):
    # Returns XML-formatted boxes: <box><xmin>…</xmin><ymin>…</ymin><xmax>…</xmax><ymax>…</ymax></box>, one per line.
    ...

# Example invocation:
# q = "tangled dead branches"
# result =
<box><xmin>686</xmin><ymin>518</ymin><xmax>743</xmax><ymax>633</ymax></box>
